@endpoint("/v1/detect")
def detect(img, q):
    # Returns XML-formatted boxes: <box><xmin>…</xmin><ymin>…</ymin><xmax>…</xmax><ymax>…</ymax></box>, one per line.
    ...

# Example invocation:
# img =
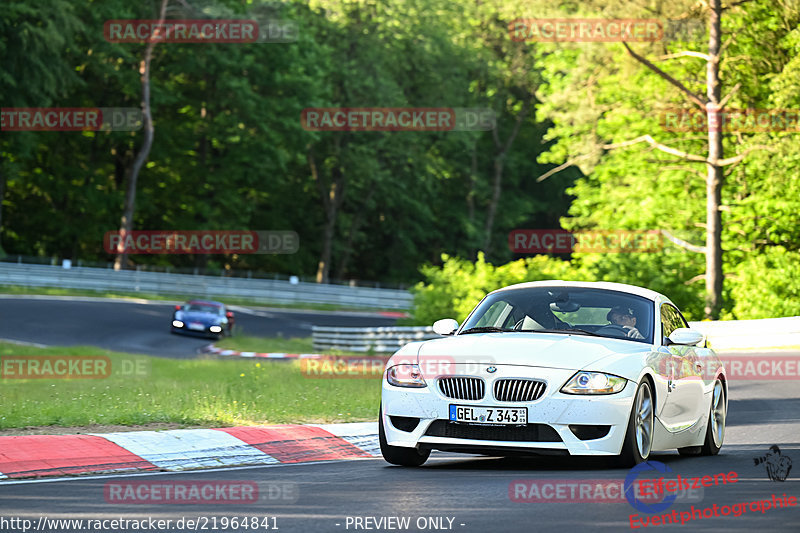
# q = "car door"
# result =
<box><xmin>658</xmin><ymin>304</ymin><xmax>706</xmax><ymax>431</ymax></box>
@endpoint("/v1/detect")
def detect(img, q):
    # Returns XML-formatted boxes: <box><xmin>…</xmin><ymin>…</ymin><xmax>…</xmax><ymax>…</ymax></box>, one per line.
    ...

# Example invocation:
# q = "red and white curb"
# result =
<box><xmin>0</xmin><ymin>422</ymin><xmax>379</xmax><ymax>480</ymax></box>
<box><xmin>376</xmin><ymin>311</ymin><xmax>409</xmax><ymax>318</ymax></box>
<box><xmin>202</xmin><ymin>345</ymin><xmax>324</xmax><ymax>359</ymax></box>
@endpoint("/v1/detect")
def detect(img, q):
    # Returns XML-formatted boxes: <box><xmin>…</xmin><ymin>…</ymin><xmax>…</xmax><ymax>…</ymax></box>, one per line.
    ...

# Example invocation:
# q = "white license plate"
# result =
<box><xmin>449</xmin><ymin>405</ymin><xmax>527</xmax><ymax>425</ymax></box>
<box><xmin>188</xmin><ymin>322</ymin><xmax>205</xmax><ymax>331</ymax></box>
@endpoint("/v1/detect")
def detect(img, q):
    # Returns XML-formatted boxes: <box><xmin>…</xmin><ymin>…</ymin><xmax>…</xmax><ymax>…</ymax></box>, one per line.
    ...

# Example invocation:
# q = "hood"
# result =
<box><xmin>412</xmin><ymin>332</ymin><xmax>650</xmax><ymax>371</ymax></box>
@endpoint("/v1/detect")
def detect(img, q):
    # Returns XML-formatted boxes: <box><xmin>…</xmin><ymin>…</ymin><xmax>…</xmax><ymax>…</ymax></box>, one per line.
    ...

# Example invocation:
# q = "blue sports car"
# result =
<box><xmin>171</xmin><ymin>300</ymin><xmax>235</xmax><ymax>338</ymax></box>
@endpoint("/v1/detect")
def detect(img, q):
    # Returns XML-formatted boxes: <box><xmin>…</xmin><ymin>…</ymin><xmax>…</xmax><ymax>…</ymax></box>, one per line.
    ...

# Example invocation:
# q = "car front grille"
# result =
<box><xmin>493</xmin><ymin>379</ymin><xmax>547</xmax><ymax>402</ymax></box>
<box><xmin>438</xmin><ymin>377</ymin><xmax>485</xmax><ymax>400</ymax></box>
<box><xmin>424</xmin><ymin>420</ymin><xmax>562</xmax><ymax>442</ymax></box>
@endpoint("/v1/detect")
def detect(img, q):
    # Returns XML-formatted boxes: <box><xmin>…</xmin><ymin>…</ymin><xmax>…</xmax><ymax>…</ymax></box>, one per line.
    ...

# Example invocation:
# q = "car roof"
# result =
<box><xmin>186</xmin><ymin>300</ymin><xmax>225</xmax><ymax>307</ymax></box>
<box><xmin>490</xmin><ymin>280</ymin><xmax>671</xmax><ymax>305</ymax></box>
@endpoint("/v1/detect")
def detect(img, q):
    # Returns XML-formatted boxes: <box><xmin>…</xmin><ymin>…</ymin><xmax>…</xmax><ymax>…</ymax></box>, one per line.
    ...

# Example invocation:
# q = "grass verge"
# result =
<box><xmin>0</xmin><ymin>341</ymin><xmax>380</xmax><ymax>430</ymax></box>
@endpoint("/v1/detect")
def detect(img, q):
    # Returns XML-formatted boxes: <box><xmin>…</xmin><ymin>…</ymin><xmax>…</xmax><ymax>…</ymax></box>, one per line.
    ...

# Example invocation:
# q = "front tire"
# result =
<box><xmin>617</xmin><ymin>380</ymin><xmax>654</xmax><ymax>467</ymax></box>
<box><xmin>701</xmin><ymin>378</ymin><xmax>725</xmax><ymax>455</ymax></box>
<box><xmin>379</xmin><ymin>405</ymin><xmax>430</xmax><ymax>466</ymax></box>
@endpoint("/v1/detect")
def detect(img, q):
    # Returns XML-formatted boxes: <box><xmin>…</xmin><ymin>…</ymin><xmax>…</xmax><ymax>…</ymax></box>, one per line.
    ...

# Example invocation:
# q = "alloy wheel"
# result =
<box><xmin>635</xmin><ymin>383</ymin><xmax>654</xmax><ymax>459</ymax></box>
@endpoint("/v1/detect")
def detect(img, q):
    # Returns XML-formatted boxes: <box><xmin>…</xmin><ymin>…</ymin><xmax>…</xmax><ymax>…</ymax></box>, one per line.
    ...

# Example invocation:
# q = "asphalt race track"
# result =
<box><xmin>1</xmin><ymin>378</ymin><xmax>798</xmax><ymax>532</ymax></box>
<box><xmin>0</xmin><ymin>296</ymin><xmax>398</xmax><ymax>358</ymax></box>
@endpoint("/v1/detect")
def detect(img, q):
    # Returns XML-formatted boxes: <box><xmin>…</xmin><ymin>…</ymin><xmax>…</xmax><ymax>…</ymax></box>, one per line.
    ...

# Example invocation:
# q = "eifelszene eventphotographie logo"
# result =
<box><xmin>753</xmin><ymin>445</ymin><xmax>793</xmax><ymax>482</ymax></box>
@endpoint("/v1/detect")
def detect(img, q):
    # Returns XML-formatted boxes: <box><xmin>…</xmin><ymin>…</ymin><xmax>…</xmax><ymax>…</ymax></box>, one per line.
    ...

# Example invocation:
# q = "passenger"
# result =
<box><xmin>525</xmin><ymin>300</ymin><xmax>567</xmax><ymax>330</ymax></box>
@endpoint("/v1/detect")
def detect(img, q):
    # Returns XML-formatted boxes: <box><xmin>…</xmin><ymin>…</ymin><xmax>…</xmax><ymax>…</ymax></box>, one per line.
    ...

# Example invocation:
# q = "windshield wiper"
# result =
<box><xmin>516</xmin><ymin>327</ymin><xmax>606</xmax><ymax>338</ymax></box>
<box><xmin>459</xmin><ymin>326</ymin><xmax>513</xmax><ymax>335</ymax></box>
<box><xmin>459</xmin><ymin>326</ymin><xmax>606</xmax><ymax>337</ymax></box>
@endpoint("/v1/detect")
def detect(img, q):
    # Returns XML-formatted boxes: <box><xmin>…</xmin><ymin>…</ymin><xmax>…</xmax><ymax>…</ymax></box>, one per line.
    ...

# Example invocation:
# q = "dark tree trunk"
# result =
<box><xmin>113</xmin><ymin>0</ymin><xmax>168</xmax><ymax>270</ymax></box>
<box><xmin>308</xmin><ymin>140</ymin><xmax>345</xmax><ymax>284</ymax></box>
<box><xmin>705</xmin><ymin>0</ymin><xmax>724</xmax><ymax>319</ymax></box>
<box><xmin>335</xmin><ymin>187</ymin><xmax>375</xmax><ymax>280</ymax></box>
<box><xmin>482</xmin><ymin>96</ymin><xmax>532</xmax><ymax>254</ymax></box>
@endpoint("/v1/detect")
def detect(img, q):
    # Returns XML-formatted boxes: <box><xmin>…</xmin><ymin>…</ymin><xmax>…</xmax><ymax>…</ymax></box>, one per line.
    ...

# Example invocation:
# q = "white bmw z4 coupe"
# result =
<box><xmin>379</xmin><ymin>281</ymin><xmax>727</xmax><ymax>467</ymax></box>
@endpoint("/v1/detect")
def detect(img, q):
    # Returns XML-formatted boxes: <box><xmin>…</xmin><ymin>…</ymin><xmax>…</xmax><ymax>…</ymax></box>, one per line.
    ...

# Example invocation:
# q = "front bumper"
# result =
<box><xmin>381</xmin><ymin>365</ymin><xmax>637</xmax><ymax>456</ymax></box>
<box><xmin>171</xmin><ymin>324</ymin><xmax>223</xmax><ymax>338</ymax></box>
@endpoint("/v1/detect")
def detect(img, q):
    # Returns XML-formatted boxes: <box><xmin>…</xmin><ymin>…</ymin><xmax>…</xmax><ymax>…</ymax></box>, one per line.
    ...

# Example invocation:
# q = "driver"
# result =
<box><xmin>607</xmin><ymin>306</ymin><xmax>644</xmax><ymax>339</ymax></box>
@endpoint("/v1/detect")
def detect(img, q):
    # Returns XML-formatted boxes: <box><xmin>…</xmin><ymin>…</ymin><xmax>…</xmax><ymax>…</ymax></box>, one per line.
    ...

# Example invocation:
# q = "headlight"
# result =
<box><xmin>209</xmin><ymin>325</ymin><xmax>222</xmax><ymax>333</ymax></box>
<box><xmin>386</xmin><ymin>364</ymin><xmax>427</xmax><ymax>388</ymax></box>
<box><xmin>561</xmin><ymin>371</ymin><xmax>627</xmax><ymax>395</ymax></box>
<box><xmin>172</xmin><ymin>320</ymin><xmax>184</xmax><ymax>328</ymax></box>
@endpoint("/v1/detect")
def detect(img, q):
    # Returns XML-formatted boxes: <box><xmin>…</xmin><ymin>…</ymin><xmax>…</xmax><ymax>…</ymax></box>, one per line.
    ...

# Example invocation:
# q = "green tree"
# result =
<box><xmin>0</xmin><ymin>0</ymin><xmax>85</xmax><ymax>253</ymax></box>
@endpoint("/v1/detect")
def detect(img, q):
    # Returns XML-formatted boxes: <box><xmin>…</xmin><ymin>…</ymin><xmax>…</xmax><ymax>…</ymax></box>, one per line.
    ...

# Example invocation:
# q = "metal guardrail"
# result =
<box><xmin>312</xmin><ymin>326</ymin><xmax>439</xmax><ymax>353</ymax></box>
<box><xmin>0</xmin><ymin>254</ymin><xmax>409</xmax><ymax>289</ymax></box>
<box><xmin>0</xmin><ymin>262</ymin><xmax>413</xmax><ymax>310</ymax></box>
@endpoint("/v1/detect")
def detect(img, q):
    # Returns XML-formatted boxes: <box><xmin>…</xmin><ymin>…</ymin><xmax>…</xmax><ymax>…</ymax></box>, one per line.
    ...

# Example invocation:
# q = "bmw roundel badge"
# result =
<box><xmin>486</xmin><ymin>366</ymin><xmax>497</xmax><ymax>373</ymax></box>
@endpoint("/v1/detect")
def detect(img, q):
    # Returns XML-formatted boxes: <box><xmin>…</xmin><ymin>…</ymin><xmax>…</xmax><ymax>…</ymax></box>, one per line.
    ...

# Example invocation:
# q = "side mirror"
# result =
<box><xmin>433</xmin><ymin>318</ymin><xmax>459</xmax><ymax>336</ymax></box>
<box><xmin>667</xmin><ymin>328</ymin><xmax>704</xmax><ymax>346</ymax></box>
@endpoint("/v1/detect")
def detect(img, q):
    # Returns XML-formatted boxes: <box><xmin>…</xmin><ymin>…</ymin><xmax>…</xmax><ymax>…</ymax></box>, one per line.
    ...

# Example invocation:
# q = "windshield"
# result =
<box><xmin>184</xmin><ymin>304</ymin><xmax>222</xmax><ymax>314</ymax></box>
<box><xmin>459</xmin><ymin>287</ymin><xmax>654</xmax><ymax>344</ymax></box>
